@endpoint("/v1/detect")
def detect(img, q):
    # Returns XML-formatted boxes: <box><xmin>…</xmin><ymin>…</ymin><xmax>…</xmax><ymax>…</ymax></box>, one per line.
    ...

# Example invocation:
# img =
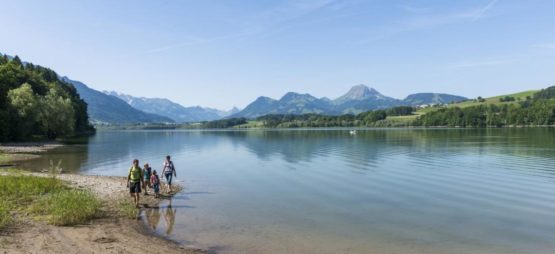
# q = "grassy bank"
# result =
<box><xmin>0</xmin><ymin>153</ymin><xmax>8</xmax><ymax>165</ymax></box>
<box><xmin>0</xmin><ymin>172</ymin><xmax>102</xmax><ymax>229</ymax></box>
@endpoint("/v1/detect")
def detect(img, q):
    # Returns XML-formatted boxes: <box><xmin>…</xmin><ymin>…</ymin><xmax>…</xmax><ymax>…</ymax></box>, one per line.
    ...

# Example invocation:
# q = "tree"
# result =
<box><xmin>39</xmin><ymin>87</ymin><xmax>76</xmax><ymax>139</ymax></box>
<box><xmin>7</xmin><ymin>83</ymin><xmax>40</xmax><ymax>138</ymax></box>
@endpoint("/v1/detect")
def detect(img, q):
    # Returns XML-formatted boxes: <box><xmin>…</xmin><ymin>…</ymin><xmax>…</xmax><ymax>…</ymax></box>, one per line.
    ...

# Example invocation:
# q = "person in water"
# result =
<box><xmin>127</xmin><ymin>159</ymin><xmax>144</xmax><ymax>208</ymax></box>
<box><xmin>151</xmin><ymin>170</ymin><xmax>161</xmax><ymax>198</ymax></box>
<box><xmin>143</xmin><ymin>163</ymin><xmax>152</xmax><ymax>195</ymax></box>
<box><xmin>162</xmin><ymin>155</ymin><xmax>177</xmax><ymax>193</ymax></box>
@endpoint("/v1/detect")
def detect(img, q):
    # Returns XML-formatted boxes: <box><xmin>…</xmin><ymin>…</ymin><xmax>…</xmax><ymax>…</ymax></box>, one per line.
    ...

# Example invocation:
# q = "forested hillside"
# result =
<box><xmin>0</xmin><ymin>54</ymin><xmax>94</xmax><ymax>141</ymax></box>
<box><xmin>414</xmin><ymin>86</ymin><xmax>555</xmax><ymax>127</ymax></box>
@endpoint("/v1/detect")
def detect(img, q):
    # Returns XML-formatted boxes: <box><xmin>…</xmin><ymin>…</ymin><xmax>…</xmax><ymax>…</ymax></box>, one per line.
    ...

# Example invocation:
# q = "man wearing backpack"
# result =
<box><xmin>162</xmin><ymin>155</ymin><xmax>177</xmax><ymax>193</ymax></box>
<box><xmin>127</xmin><ymin>159</ymin><xmax>144</xmax><ymax>208</ymax></box>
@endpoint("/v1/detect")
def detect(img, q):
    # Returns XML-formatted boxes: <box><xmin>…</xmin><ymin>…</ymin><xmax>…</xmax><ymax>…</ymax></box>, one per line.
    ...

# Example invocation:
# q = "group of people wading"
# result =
<box><xmin>127</xmin><ymin>155</ymin><xmax>177</xmax><ymax>208</ymax></box>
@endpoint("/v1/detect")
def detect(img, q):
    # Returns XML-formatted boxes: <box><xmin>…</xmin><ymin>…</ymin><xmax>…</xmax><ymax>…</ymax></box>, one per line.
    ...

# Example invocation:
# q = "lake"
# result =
<box><xmin>19</xmin><ymin>128</ymin><xmax>555</xmax><ymax>254</ymax></box>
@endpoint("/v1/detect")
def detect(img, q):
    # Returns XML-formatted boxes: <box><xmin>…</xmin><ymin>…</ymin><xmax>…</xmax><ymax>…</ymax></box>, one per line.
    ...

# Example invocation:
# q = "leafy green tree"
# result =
<box><xmin>7</xmin><ymin>83</ymin><xmax>40</xmax><ymax>138</ymax></box>
<box><xmin>39</xmin><ymin>87</ymin><xmax>76</xmax><ymax>139</ymax></box>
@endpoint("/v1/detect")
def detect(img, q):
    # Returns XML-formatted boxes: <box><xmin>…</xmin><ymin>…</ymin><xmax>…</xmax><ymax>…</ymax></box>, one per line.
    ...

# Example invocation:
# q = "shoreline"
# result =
<box><xmin>0</xmin><ymin>171</ymin><xmax>206</xmax><ymax>254</ymax></box>
<box><xmin>0</xmin><ymin>141</ymin><xmax>64</xmax><ymax>154</ymax></box>
<box><xmin>0</xmin><ymin>142</ymin><xmax>63</xmax><ymax>167</ymax></box>
<box><xmin>93</xmin><ymin>125</ymin><xmax>555</xmax><ymax>131</ymax></box>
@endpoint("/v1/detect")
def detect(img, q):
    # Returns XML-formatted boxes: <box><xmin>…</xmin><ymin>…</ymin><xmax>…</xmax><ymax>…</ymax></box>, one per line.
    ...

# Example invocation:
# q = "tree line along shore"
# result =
<box><xmin>112</xmin><ymin>86</ymin><xmax>554</xmax><ymax>130</ymax></box>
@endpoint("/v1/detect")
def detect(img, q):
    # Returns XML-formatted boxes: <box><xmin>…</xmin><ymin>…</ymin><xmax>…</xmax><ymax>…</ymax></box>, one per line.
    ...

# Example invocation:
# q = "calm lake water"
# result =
<box><xmin>19</xmin><ymin>128</ymin><xmax>555</xmax><ymax>254</ymax></box>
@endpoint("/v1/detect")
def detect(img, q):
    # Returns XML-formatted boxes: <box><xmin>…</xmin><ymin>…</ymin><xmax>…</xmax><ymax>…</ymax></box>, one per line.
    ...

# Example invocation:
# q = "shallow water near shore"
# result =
<box><xmin>18</xmin><ymin>128</ymin><xmax>555</xmax><ymax>253</ymax></box>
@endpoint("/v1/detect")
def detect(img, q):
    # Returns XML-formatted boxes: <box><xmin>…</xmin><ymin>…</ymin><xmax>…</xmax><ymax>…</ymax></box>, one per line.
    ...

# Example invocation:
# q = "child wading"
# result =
<box><xmin>127</xmin><ymin>159</ymin><xmax>144</xmax><ymax>208</ymax></box>
<box><xmin>162</xmin><ymin>155</ymin><xmax>177</xmax><ymax>193</ymax></box>
<box><xmin>143</xmin><ymin>163</ymin><xmax>152</xmax><ymax>195</ymax></box>
<box><xmin>151</xmin><ymin>170</ymin><xmax>161</xmax><ymax>198</ymax></box>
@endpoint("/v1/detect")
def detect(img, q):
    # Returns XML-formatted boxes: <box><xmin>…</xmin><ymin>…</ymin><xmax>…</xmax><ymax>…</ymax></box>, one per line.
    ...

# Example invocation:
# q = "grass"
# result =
<box><xmin>412</xmin><ymin>90</ymin><xmax>540</xmax><ymax>117</ymax></box>
<box><xmin>0</xmin><ymin>153</ymin><xmax>8</xmax><ymax>164</ymax></box>
<box><xmin>385</xmin><ymin>114</ymin><xmax>419</xmax><ymax>122</ymax></box>
<box><xmin>446</xmin><ymin>90</ymin><xmax>538</xmax><ymax>109</ymax></box>
<box><xmin>0</xmin><ymin>201</ymin><xmax>11</xmax><ymax>230</ymax></box>
<box><xmin>0</xmin><ymin>173</ymin><xmax>102</xmax><ymax>228</ymax></box>
<box><xmin>0</xmin><ymin>174</ymin><xmax>67</xmax><ymax>206</ymax></box>
<box><xmin>234</xmin><ymin>120</ymin><xmax>265</xmax><ymax>128</ymax></box>
<box><xmin>31</xmin><ymin>190</ymin><xmax>101</xmax><ymax>226</ymax></box>
<box><xmin>118</xmin><ymin>199</ymin><xmax>139</xmax><ymax>219</ymax></box>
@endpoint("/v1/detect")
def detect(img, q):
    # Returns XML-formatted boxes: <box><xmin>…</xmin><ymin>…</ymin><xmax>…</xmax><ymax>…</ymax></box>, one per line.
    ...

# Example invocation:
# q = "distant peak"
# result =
<box><xmin>335</xmin><ymin>84</ymin><xmax>383</xmax><ymax>101</ymax></box>
<box><xmin>280</xmin><ymin>92</ymin><xmax>316</xmax><ymax>101</ymax></box>
<box><xmin>256</xmin><ymin>96</ymin><xmax>275</xmax><ymax>101</ymax></box>
<box><xmin>349</xmin><ymin>84</ymin><xmax>379</xmax><ymax>94</ymax></box>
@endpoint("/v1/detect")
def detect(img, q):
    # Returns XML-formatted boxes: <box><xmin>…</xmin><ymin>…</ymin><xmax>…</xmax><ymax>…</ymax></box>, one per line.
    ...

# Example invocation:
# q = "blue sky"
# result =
<box><xmin>1</xmin><ymin>0</ymin><xmax>554</xmax><ymax>109</ymax></box>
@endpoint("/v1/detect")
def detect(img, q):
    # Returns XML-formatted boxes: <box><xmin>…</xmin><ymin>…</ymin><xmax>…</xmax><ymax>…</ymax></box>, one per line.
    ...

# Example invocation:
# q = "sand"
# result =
<box><xmin>0</xmin><ymin>142</ymin><xmax>63</xmax><ymax>154</ymax></box>
<box><xmin>0</xmin><ymin>172</ymin><xmax>206</xmax><ymax>254</ymax></box>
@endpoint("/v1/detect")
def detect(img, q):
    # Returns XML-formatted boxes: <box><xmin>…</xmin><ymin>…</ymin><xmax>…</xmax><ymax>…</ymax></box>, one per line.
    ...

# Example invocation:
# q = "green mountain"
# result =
<box><xmin>0</xmin><ymin>54</ymin><xmax>93</xmax><ymax>141</ymax></box>
<box><xmin>63</xmin><ymin>78</ymin><xmax>173</xmax><ymax>124</ymax></box>
<box><xmin>402</xmin><ymin>93</ymin><xmax>467</xmax><ymax>105</ymax></box>
<box><xmin>231</xmin><ymin>96</ymin><xmax>280</xmax><ymax>118</ymax></box>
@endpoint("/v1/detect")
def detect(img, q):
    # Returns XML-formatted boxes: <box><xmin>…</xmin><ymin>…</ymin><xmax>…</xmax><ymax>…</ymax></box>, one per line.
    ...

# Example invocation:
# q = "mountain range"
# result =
<box><xmin>66</xmin><ymin>77</ymin><xmax>465</xmax><ymax>124</ymax></box>
<box><xmin>65</xmin><ymin>77</ymin><xmax>239</xmax><ymax>124</ymax></box>
<box><xmin>104</xmin><ymin>91</ymin><xmax>239</xmax><ymax>122</ymax></box>
<box><xmin>68</xmin><ymin>77</ymin><xmax>467</xmax><ymax>123</ymax></box>
<box><xmin>231</xmin><ymin>85</ymin><xmax>467</xmax><ymax>118</ymax></box>
<box><xmin>63</xmin><ymin>77</ymin><xmax>174</xmax><ymax>124</ymax></box>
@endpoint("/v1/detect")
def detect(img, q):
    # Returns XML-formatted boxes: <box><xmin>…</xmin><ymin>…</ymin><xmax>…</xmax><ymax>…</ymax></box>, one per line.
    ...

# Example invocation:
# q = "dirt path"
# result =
<box><xmin>0</xmin><ymin>172</ymin><xmax>206</xmax><ymax>254</ymax></box>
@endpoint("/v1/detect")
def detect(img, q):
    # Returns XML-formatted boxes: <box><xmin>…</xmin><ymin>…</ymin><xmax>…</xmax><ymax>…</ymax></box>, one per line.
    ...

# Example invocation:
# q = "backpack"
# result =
<box><xmin>151</xmin><ymin>174</ymin><xmax>159</xmax><ymax>185</ymax></box>
<box><xmin>163</xmin><ymin>161</ymin><xmax>174</xmax><ymax>173</ymax></box>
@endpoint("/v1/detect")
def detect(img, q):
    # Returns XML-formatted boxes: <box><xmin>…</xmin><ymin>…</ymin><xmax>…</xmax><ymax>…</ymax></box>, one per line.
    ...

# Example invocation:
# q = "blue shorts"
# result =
<box><xmin>165</xmin><ymin>173</ymin><xmax>173</xmax><ymax>185</ymax></box>
<box><xmin>153</xmin><ymin>183</ymin><xmax>160</xmax><ymax>193</ymax></box>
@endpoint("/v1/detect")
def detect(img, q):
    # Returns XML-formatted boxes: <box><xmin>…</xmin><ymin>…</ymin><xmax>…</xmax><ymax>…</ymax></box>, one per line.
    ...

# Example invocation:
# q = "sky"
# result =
<box><xmin>1</xmin><ymin>0</ymin><xmax>555</xmax><ymax>110</ymax></box>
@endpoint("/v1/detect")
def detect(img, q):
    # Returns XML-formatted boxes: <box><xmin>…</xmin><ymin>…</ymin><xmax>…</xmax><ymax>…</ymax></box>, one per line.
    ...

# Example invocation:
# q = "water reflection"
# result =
<box><xmin>18</xmin><ymin>128</ymin><xmax>555</xmax><ymax>177</ymax></box>
<box><xmin>145</xmin><ymin>206</ymin><xmax>161</xmax><ymax>231</ymax></box>
<box><xmin>143</xmin><ymin>198</ymin><xmax>177</xmax><ymax>235</ymax></box>
<box><xmin>163</xmin><ymin>199</ymin><xmax>176</xmax><ymax>235</ymax></box>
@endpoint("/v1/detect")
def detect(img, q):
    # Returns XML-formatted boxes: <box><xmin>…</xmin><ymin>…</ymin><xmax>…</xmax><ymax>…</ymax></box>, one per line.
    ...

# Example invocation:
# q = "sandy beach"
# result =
<box><xmin>0</xmin><ymin>170</ymin><xmax>205</xmax><ymax>253</ymax></box>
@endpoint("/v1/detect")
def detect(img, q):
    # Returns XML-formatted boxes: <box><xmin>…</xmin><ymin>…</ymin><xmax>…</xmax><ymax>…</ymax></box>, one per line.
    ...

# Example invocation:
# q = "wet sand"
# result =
<box><xmin>0</xmin><ymin>172</ymin><xmax>206</xmax><ymax>254</ymax></box>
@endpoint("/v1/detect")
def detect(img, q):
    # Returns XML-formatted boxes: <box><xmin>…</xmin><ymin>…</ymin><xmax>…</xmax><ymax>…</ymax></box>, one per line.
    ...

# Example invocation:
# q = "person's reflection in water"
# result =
<box><xmin>146</xmin><ymin>207</ymin><xmax>161</xmax><ymax>231</ymax></box>
<box><xmin>163</xmin><ymin>198</ymin><xmax>177</xmax><ymax>235</ymax></box>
